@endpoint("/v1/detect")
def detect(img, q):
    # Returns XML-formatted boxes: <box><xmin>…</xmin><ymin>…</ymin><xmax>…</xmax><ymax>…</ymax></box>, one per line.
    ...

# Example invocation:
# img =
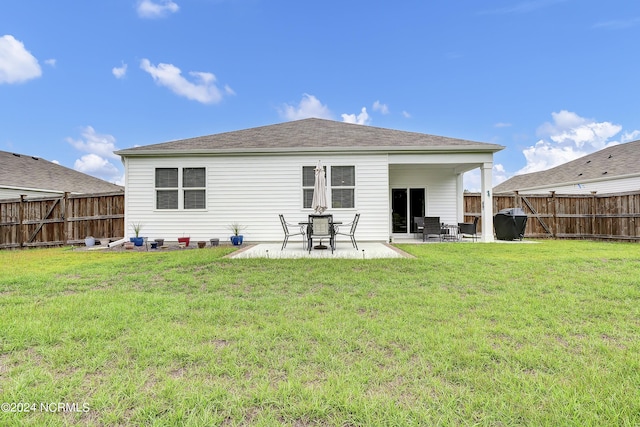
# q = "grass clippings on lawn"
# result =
<box><xmin>0</xmin><ymin>240</ymin><xmax>639</xmax><ymax>426</ymax></box>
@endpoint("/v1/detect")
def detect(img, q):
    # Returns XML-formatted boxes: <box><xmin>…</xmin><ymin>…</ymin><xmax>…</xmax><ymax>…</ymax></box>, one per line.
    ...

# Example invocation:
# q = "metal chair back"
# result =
<box><xmin>309</xmin><ymin>215</ymin><xmax>332</xmax><ymax>236</ymax></box>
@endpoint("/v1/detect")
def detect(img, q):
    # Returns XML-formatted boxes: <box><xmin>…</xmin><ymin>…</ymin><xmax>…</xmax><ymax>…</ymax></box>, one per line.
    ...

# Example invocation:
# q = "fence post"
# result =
<box><xmin>18</xmin><ymin>195</ymin><xmax>26</xmax><ymax>248</ymax></box>
<box><xmin>63</xmin><ymin>192</ymin><xmax>70</xmax><ymax>245</ymax></box>
<box><xmin>591</xmin><ymin>191</ymin><xmax>597</xmax><ymax>237</ymax></box>
<box><xmin>550</xmin><ymin>191</ymin><xmax>557</xmax><ymax>238</ymax></box>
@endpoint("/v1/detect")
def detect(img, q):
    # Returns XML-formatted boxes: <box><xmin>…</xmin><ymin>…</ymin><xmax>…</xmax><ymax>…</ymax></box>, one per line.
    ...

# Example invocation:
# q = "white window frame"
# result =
<box><xmin>301</xmin><ymin>164</ymin><xmax>356</xmax><ymax>210</ymax></box>
<box><xmin>182</xmin><ymin>167</ymin><xmax>207</xmax><ymax>210</ymax></box>
<box><xmin>155</xmin><ymin>167</ymin><xmax>207</xmax><ymax>210</ymax></box>
<box><xmin>302</xmin><ymin>165</ymin><xmax>316</xmax><ymax>209</ymax></box>
<box><xmin>330</xmin><ymin>165</ymin><xmax>356</xmax><ymax>209</ymax></box>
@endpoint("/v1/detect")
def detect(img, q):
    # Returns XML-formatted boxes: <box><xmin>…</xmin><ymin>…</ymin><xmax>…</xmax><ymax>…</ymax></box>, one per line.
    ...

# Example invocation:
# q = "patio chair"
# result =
<box><xmin>279</xmin><ymin>214</ymin><xmax>306</xmax><ymax>250</ymax></box>
<box><xmin>422</xmin><ymin>216</ymin><xmax>442</xmax><ymax>241</ymax></box>
<box><xmin>307</xmin><ymin>214</ymin><xmax>335</xmax><ymax>253</ymax></box>
<box><xmin>335</xmin><ymin>213</ymin><xmax>360</xmax><ymax>250</ymax></box>
<box><xmin>458</xmin><ymin>216</ymin><xmax>479</xmax><ymax>242</ymax></box>
<box><xmin>413</xmin><ymin>216</ymin><xmax>424</xmax><ymax>239</ymax></box>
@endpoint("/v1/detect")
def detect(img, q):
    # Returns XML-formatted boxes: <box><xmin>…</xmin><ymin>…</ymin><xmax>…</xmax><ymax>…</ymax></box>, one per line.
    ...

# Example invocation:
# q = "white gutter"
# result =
<box><xmin>115</xmin><ymin>144</ymin><xmax>506</xmax><ymax>158</ymax></box>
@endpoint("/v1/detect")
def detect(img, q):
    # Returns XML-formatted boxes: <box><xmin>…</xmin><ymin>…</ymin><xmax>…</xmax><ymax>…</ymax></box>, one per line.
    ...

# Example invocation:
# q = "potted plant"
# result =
<box><xmin>130</xmin><ymin>222</ymin><xmax>144</xmax><ymax>246</ymax></box>
<box><xmin>228</xmin><ymin>222</ymin><xmax>246</xmax><ymax>245</ymax></box>
<box><xmin>177</xmin><ymin>234</ymin><xmax>190</xmax><ymax>246</ymax></box>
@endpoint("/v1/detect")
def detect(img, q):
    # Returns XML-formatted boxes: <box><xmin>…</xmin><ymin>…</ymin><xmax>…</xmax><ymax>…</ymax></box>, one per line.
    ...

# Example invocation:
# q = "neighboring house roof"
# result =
<box><xmin>494</xmin><ymin>139</ymin><xmax>640</xmax><ymax>194</ymax></box>
<box><xmin>0</xmin><ymin>150</ymin><xmax>123</xmax><ymax>195</ymax></box>
<box><xmin>115</xmin><ymin>118</ymin><xmax>504</xmax><ymax>156</ymax></box>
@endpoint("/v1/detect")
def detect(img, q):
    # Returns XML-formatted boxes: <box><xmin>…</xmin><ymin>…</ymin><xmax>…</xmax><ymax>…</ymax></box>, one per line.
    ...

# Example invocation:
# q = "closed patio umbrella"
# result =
<box><xmin>312</xmin><ymin>161</ymin><xmax>328</xmax><ymax>214</ymax></box>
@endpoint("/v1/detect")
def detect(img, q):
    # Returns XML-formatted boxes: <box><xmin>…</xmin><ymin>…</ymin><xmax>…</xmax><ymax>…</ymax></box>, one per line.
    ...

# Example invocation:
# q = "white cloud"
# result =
<box><xmin>0</xmin><ymin>35</ymin><xmax>42</xmax><ymax>84</ymax></box>
<box><xmin>481</xmin><ymin>0</ymin><xmax>568</xmax><ymax>15</ymax></box>
<box><xmin>224</xmin><ymin>85</ymin><xmax>235</xmax><ymax>96</ymax></box>
<box><xmin>466</xmin><ymin>111</ymin><xmax>640</xmax><ymax>191</ymax></box>
<box><xmin>341</xmin><ymin>107</ymin><xmax>371</xmax><ymax>125</ymax></box>
<box><xmin>112</xmin><ymin>62</ymin><xmax>127</xmax><ymax>79</ymax></box>
<box><xmin>67</xmin><ymin>127</ymin><xmax>123</xmax><ymax>183</ymax></box>
<box><xmin>140</xmin><ymin>58</ymin><xmax>232</xmax><ymax>104</ymax></box>
<box><xmin>66</xmin><ymin>126</ymin><xmax>120</xmax><ymax>160</ymax></box>
<box><xmin>279</xmin><ymin>94</ymin><xmax>333</xmax><ymax>121</ymax></box>
<box><xmin>463</xmin><ymin>163</ymin><xmax>508</xmax><ymax>192</ymax></box>
<box><xmin>112</xmin><ymin>174</ymin><xmax>125</xmax><ymax>186</ymax></box>
<box><xmin>44</xmin><ymin>59</ymin><xmax>56</xmax><ymax>67</ymax></box>
<box><xmin>494</xmin><ymin>122</ymin><xmax>512</xmax><ymax>128</ymax></box>
<box><xmin>517</xmin><ymin>110</ymin><xmax>623</xmax><ymax>174</ymax></box>
<box><xmin>593</xmin><ymin>17</ymin><xmax>640</xmax><ymax>30</ymax></box>
<box><xmin>136</xmin><ymin>0</ymin><xmax>179</xmax><ymax>19</ymax></box>
<box><xmin>402</xmin><ymin>111</ymin><xmax>412</xmax><ymax>119</ymax></box>
<box><xmin>372</xmin><ymin>100</ymin><xmax>389</xmax><ymax>115</ymax></box>
<box><xmin>74</xmin><ymin>154</ymin><xmax>122</xmax><ymax>182</ymax></box>
<box><xmin>621</xmin><ymin>130</ymin><xmax>640</xmax><ymax>143</ymax></box>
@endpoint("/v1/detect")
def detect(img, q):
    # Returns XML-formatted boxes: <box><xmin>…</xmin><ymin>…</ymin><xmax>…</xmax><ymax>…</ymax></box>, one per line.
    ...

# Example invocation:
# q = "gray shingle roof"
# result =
<box><xmin>0</xmin><ymin>150</ymin><xmax>123</xmax><ymax>195</ymax></box>
<box><xmin>115</xmin><ymin>118</ymin><xmax>504</xmax><ymax>155</ymax></box>
<box><xmin>493</xmin><ymin>139</ymin><xmax>640</xmax><ymax>193</ymax></box>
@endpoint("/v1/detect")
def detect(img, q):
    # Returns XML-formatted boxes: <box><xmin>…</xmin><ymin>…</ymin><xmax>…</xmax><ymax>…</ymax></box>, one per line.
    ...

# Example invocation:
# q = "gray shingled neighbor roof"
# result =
<box><xmin>115</xmin><ymin>118</ymin><xmax>504</xmax><ymax>156</ymax></box>
<box><xmin>0</xmin><ymin>150</ymin><xmax>123</xmax><ymax>195</ymax></box>
<box><xmin>493</xmin><ymin>139</ymin><xmax>640</xmax><ymax>193</ymax></box>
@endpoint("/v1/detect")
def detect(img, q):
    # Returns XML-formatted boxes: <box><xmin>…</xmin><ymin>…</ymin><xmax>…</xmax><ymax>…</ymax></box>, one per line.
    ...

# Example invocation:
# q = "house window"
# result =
<box><xmin>155</xmin><ymin>167</ymin><xmax>206</xmax><ymax>210</ymax></box>
<box><xmin>156</xmin><ymin>168</ymin><xmax>178</xmax><ymax>209</ymax></box>
<box><xmin>331</xmin><ymin>166</ymin><xmax>355</xmax><ymax>208</ymax></box>
<box><xmin>302</xmin><ymin>166</ymin><xmax>316</xmax><ymax>209</ymax></box>
<box><xmin>302</xmin><ymin>165</ymin><xmax>355</xmax><ymax>209</ymax></box>
<box><xmin>183</xmin><ymin>168</ymin><xmax>206</xmax><ymax>209</ymax></box>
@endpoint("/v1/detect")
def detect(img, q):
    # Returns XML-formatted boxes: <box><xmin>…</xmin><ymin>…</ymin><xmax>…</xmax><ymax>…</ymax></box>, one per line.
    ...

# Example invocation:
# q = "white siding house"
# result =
<box><xmin>494</xmin><ymin>139</ymin><xmax>640</xmax><ymax>195</ymax></box>
<box><xmin>115</xmin><ymin>119</ymin><xmax>503</xmax><ymax>243</ymax></box>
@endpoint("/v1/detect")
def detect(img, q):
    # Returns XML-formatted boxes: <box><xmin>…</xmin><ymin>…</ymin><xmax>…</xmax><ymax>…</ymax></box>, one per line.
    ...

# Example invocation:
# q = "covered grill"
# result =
<box><xmin>494</xmin><ymin>208</ymin><xmax>528</xmax><ymax>241</ymax></box>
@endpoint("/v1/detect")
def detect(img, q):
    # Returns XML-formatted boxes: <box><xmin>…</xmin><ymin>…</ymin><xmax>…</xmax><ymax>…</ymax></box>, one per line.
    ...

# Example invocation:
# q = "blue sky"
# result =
<box><xmin>2</xmin><ymin>0</ymin><xmax>639</xmax><ymax>190</ymax></box>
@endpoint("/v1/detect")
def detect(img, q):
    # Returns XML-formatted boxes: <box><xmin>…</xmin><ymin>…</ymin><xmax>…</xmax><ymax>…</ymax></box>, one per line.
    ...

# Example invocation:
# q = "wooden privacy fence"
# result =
<box><xmin>464</xmin><ymin>190</ymin><xmax>640</xmax><ymax>241</ymax></box>
<box><xmin>0</xmin><ymin>191</ymin><xmax>124</xmax><ymax>249</ymax></box>
<box><xmin>2</xmin><ymin>190</ymin><xmax>640</xmax><ymax>249</ymax></box>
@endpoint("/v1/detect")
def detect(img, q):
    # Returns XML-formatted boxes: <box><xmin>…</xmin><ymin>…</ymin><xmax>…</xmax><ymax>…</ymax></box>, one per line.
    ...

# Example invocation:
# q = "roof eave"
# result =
<box><xmin>0</xmin><ymin>184</ymin><xmax>67</xmax><ymax>194</ymax></box>
<box><xmin>115</xmin><ymin>144</ymin><xmax>505</xmax><ymax>157</ymax></box>
<box><xmin>500</xmin><ymin>171</ymin><xmax>640</xmax><ymax>193</ymax></box>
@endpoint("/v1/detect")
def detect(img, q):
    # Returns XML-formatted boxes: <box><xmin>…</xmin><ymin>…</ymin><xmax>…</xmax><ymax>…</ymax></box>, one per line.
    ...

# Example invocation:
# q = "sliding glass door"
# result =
<box><xmin>392</xmin><ymin>188</ymin><xmax>425</xmax><ymax>234</ymax></box>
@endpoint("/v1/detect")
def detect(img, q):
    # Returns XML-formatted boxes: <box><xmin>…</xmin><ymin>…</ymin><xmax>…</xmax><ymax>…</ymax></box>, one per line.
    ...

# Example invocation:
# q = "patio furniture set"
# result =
<box><xmin>414</xmin><ymin>216</ymin><xmax>479</xmax><ymax>242</ymax></box>
<box><xmin>279</xmin><ymin>213</ymin><xmax>360</xmax><ymax>253</ymax></box>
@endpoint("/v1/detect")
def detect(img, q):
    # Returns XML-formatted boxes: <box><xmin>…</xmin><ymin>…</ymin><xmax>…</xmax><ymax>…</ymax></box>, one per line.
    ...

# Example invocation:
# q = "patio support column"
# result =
<box><xmin>456</xmin><ymin>173</ymin><xmax>465</xmax><ymax>223</ymax></box>
<box><xmin>480</xmin><ymin>162</ymin><xmax>494</xmax><ymax>242</ymax></box>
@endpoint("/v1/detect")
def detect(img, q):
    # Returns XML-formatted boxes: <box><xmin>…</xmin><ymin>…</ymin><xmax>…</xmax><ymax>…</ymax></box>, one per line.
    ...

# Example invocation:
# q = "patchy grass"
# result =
<box><xmin>0</xmin><ymin>241</ymin><xmax>639</xmax><ymax>426</ymax></box>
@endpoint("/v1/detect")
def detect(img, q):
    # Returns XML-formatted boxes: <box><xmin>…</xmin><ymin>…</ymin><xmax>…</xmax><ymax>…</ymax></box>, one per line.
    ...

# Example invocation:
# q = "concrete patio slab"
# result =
<box><xmin>227</xmin><ymin>242</ymin><xmax>412</xmax><ymax>259</ymax></box>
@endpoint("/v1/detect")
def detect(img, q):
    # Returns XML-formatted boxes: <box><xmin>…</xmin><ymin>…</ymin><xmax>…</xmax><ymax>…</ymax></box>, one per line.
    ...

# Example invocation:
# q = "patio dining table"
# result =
<box><xmin>441</xmin><ymin>223</ymin><xmax>460</xmax><ymax>241</ymax></box>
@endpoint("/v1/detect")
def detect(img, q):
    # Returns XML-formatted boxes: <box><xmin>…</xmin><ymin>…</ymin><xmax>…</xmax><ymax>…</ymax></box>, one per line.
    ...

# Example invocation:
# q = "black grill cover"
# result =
<box><xmin>494</xmin><ymin>208</ymin><xmax>528</xmax><ymax>240</ymax></box>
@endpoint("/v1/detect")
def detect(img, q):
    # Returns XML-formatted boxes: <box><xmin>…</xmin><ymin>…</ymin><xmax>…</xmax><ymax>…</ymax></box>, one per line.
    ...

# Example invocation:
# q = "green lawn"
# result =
<box><xmin>0</xmin><ymin>241</ymin><xmax>639</xmax><ymax>426</ymax></box>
